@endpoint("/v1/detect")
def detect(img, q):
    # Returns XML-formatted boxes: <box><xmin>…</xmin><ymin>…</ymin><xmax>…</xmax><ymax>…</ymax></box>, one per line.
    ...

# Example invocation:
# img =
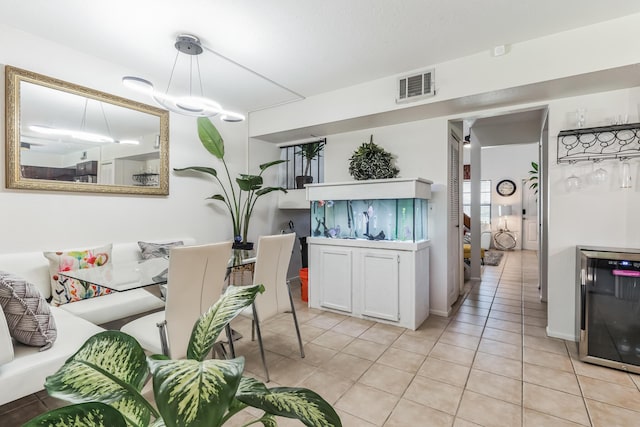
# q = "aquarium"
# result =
<box><xmin>310</xmin><ymin>198</ymin><xmax>428</xmax><ymax>242</ymax></box>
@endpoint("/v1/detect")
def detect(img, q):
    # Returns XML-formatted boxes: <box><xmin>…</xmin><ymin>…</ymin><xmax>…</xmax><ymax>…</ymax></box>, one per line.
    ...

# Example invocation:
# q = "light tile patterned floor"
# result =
<box><xmin>4</xmin><ymin>250</ymin><xmax>640</xmax><ymax>426</ymax></box>
<box><xmin>226</xmin><ymin>250</ymin><xmax>640</xmax><ymax>426</ymax></box>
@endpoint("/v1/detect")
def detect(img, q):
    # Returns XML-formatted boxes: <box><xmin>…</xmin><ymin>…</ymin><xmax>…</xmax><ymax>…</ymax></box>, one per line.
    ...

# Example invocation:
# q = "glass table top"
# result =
<box><xmin>60</xmin><ymin>249</ymin><xmax>257</xmax><ymax>292</ymax></box>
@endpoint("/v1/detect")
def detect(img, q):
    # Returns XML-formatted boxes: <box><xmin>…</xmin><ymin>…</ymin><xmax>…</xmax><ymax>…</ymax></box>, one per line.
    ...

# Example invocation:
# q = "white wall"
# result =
<box><xmin>0</xmin><ymin>24</ymin><xmax>253</xmax><ymax>253</ymax></box>
<box><xmin>546</xmin><ymin>88</ymin><xmax>640</xmax><ymax>340</ymax></box>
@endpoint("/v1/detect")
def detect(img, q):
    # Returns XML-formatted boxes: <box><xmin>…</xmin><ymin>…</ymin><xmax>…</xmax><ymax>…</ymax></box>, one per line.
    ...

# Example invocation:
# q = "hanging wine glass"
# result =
<box><xmin>589</xmin><ymin>159</ymin><xmax>608</xmax><ymax>185</ymax></box>
<box><xmin>620</xmin><ymin>158</ymin><xmax>632</xmax><ymax>189</ymax></box>
<box><xmin>565</xmin><ymin>161</ymin><xmax>582</xmax><ymax>192</ymax></box>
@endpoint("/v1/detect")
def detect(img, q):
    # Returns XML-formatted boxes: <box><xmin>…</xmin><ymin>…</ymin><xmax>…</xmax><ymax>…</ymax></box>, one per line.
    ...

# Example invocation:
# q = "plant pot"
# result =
<box><xmin>295</xmin><ymin>175</ymin><xmax>313</xmax><ymax>189</ymax></box>
<box><xmin>299</xmin><ymin>268</ymin><xmax>308</xmax><ymax>302</ymax></box>
<box><xmin>232</xmin><ymin>241</ymin><xmax>254</xmax><ymax>250</ymax></box>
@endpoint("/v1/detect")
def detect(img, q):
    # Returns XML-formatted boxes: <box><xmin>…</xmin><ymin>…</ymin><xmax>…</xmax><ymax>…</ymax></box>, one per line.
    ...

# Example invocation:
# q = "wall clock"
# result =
<box><xmin>496</xmin><ymin>179</ymin><xmax>516</xmax><ymax>196</ymax></box>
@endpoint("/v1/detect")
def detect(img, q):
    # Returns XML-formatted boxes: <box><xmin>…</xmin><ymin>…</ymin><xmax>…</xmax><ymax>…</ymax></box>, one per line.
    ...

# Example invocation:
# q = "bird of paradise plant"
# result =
<box><xmin>175</xmin><ymin>118</ymin><xmax>287</xmax><ymax>249</ymax></box>
<box><xmin>24</xmin><ymin>284</ymin><xmax>341</xmax><ymax>427</ymax></box>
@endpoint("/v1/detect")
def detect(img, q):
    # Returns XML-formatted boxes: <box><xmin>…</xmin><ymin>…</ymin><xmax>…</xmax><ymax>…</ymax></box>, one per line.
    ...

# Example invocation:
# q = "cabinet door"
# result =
<box><xmin>318</xmin><ymin>248</ymin><xmax>352</xmax><ymax>312</ymax></box>
<box><xmin>361</xmin><ymin>250</ymin><xmax>399</xmax><ymax>321</ymax></box>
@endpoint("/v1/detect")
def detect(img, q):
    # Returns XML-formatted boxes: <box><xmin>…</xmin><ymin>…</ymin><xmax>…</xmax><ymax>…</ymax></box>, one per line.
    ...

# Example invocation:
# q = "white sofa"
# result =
<box><xmin>0</xmin><ymin>237</ymin><xmax>195</xmax><ymax>406</ymax></box>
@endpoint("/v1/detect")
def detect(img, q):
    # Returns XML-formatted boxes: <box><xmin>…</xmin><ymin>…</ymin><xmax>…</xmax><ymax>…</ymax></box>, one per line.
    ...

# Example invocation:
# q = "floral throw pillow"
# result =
<box><xmin>43</xmin><ymin>244</ymin><xmax>113</xmax><ymax>306</ymax></box>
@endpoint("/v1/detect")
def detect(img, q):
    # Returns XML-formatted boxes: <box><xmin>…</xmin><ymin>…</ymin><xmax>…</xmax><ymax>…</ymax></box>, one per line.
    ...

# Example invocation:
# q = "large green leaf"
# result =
<box><xmin>173</xmin><ymin>166</ymin><xmax>218</xmax><ymax>178</ymax></box>
<box><xmin>23</xmin><ymin>402</ymin><xmax>128</xmax><ymax>427</ymax></box>
<box><xmin>208</xmin><ymin>194</ymin><xmax>227</xmax><ymax>202</ymax></box>
<box><xmin>255</xmin><ymin>187</ymin><xmax>287</xmax><ymax>197</ymax></box>
<box><xmin>149</xmin><ymin>357</ymin><xmax>244</xmax><ymax>427</ymax></box>
<box><xmin>236</xmin><ymin>377</ymin><xmax>342</xmax><ymax>427</ymax></box>
<box><xmin>45</xmin><ymin>331</ymin><xmax>154</xmax><ymax>426</ymax></box>
<box><xmin>197</xmin><ymin>117</ymin><xmax>225</xmax><ymax>159</ymax></box>
<box><xmin>187</xmin><ymin>284</ymin><xmax>264</xmax><ymax>361</ymax></box>
<box><xmin>236</xmin><ymin>174</ymin><xmax>263</xmax><ymax>191</ymax></box>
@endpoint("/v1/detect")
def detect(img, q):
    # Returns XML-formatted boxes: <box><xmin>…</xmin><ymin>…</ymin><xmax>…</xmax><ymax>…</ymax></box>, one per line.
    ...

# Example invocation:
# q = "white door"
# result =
<box><xmin>447</xmin><ymin>131</ymin><xmax>463</xmax><ymax>302</ymax></box>
<box><xmin>522</xmin><ymin>178</ymin><xmax>538</xmax><ymax>250</ymax></box>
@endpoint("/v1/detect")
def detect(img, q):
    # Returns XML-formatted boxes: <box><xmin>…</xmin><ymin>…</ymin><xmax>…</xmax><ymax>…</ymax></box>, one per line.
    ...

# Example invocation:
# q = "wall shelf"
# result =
<box><xmin>557</xmin><ymin>122</ymin><xmax>640</xmax><ymax>163</ymax></box>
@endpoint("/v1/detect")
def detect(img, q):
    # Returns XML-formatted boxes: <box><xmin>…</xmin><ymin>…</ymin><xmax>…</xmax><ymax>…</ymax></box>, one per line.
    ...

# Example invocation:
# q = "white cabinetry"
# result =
<box><xmin>317</xmin><ymin>247</ymin><xmax>352</xmax><ymax>312</ymax></box>
<box><xmin>309</xmin><ymin>238</ymin><xmax>429</xmax><ymax>330</ymax></box>
<box><xmin>360</xmin><ymin>249</ymin><xmax>399</xmax><ymax>321</ymax></box>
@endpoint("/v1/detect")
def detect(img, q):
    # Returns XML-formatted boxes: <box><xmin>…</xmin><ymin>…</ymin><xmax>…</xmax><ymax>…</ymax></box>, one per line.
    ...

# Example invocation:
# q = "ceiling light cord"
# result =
<box><xmin>164</xmin><ymin>50</ymin><xmax>181</xmax><ymax>95</ymax></box>
<box><xmin>122</xmin><ymin>34</ymin><xmax>247</xmax><ymax>121</ymax></box>
<box><xmin>201</xmin><ymin>44</ymin><xmax>305</xmax><ymax>101</ymax></box>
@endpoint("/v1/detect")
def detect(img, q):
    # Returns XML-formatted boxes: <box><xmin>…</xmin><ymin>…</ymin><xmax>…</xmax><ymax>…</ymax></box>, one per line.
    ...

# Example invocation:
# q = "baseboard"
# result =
<box><xmin>430</xmin><ymin>309</ymin><xmax>450</xmax><ymax>317</ymax></box>
<box><xmin>546</xmin><ymin>326</ymin><xmax>577</xmax><ymax>342</ymax></box>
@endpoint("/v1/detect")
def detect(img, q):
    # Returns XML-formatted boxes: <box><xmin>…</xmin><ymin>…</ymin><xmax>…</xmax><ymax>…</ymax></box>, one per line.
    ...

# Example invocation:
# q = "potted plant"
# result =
<box><xmin>528</xmin><ymin>161</ymin><xmax>538</xmax><ymax>195</ymax></box>
<box><xmin>24</xmin><ymin>284</ymin><xmax>342</xmax><ymax>427</ymax></box>
<box><xmin>295</xmin><ymin>141</ymin><xmax>324</xmax><ymax>189</ymax></box>
<box><xmin>348</xmin><ymin>135</ymin><xmax>399</xmax><ymax>180</ymax></box>
<box><xmin>175</xmin><ymin>118</ymin><xmax>287</xmax><ymax>249</ymax></box>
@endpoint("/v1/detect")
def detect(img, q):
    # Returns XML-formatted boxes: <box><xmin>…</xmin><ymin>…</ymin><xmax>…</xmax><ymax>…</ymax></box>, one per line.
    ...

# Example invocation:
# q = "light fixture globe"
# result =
<box><xmin>122</xmin><ymin>34</ymin><xmax>245</xmax><ymax>121</ymax></box>
<box><xmin>122</xmin><ymin>76</ymin><xmax>154</xmax><ymax>94</ymax></box>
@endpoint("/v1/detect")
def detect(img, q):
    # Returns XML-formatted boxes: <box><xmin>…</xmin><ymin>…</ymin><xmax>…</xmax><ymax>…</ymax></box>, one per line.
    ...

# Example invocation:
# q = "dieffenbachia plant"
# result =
<box><xmin>24</xmin><ymin>285</ymin><xmax>341</xmax><ymax>427</ymax></box>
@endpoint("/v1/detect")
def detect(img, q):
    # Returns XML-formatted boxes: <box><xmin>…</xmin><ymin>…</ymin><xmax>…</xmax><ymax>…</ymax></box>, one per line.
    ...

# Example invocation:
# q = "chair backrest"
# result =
<box><xmin>252</xmin><ymin>233</ymin><xmax>295</xmax><ymax>320</ymax></box>
<box><xmin>165</xmin><ymin>241</ymin><xmax>232</xmax><ymax>359</ymax></box>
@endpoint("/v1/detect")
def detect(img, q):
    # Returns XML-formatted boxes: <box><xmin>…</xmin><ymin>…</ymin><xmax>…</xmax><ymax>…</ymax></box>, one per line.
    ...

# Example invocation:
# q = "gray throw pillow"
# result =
<box><xmin>0</xmin><ymin>271</ymin><xmax>57</xmax><ymax>351</ymax></box>
<box><xmin>138</xmin><ymin>241</ymin><xmax>184</xmax><ymax>259</ymax></box>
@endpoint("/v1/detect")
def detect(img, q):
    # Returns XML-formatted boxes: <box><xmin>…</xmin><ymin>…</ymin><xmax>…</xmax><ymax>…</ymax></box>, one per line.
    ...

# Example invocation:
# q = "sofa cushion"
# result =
<box><xmin>0</xmin><ymin>306</ymin><xmax>104</xmax><ymax>407</ymax></box>
<box><xmin>59</xmin><ymin>288</ymin><xmax>165</xmax><ymax>325</ymax></box>
<box><xmin>0</xmin><ymin>272</ymin><xmax>57</xmax><ymax>350</ymax></box>
<box><xmin>0</xmin><ymin>304</ymin><xmax>14</xmax><ymax>365</ymax></box>
<box><xmin>138</xmin><ymin>240</ymin><xmax>184</xmax><ymax>259</ymax></box>
<box><xmin>44</xmin><ymin>244</ymin><xmax>113</xmax><ymax>306</ymax></box>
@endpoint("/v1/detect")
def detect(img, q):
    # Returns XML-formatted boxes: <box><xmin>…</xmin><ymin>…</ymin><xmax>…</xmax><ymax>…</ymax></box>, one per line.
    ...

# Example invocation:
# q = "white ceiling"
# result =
<box><xmin>2</xmin><ymin>1</ymin><xmax>640</xmax><ymax>115</ymax></box>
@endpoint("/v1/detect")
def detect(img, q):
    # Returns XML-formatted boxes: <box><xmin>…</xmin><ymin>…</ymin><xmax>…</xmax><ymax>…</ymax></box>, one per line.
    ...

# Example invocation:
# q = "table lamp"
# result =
<box><xmin>498</xmin><ymin>204</ymin><xmax>512</xmax><ymax>230</ymax></box>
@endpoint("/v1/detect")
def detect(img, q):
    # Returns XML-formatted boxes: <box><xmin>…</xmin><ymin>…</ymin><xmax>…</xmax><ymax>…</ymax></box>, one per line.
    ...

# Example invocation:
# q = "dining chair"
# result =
<box><xmin>121</xmin><ymin>241</ymin><xmax>232</xmax><ymax>359</ymax></box>
<box><xmin>233</xmin><ymin>233</ymin><xmax>303</xmax><ymax>382</ymax></box>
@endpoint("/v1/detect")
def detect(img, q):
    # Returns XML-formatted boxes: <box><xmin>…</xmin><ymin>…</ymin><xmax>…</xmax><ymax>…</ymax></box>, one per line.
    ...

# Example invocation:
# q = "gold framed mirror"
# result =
<box><xmin>5</xmin><ymin>66</ymin><xmax>169</xmax><ymax>195</ymax></box>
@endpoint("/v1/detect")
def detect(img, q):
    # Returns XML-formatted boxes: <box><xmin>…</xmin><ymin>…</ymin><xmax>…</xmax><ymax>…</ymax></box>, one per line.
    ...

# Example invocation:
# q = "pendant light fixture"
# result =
<box><xmin>29</xmin><ymin>99</ymin><xmax>139</xmax><ymax>145</ymax></box>
<box><xmin>122</xmin><ymin>34</ymin><xmax>245</xmax><ymax>122</ymax></box>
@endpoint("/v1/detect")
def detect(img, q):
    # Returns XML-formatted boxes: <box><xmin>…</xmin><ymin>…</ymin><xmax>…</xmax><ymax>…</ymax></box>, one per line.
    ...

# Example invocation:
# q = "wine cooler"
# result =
<box><xmin>577</xmin><ymin>246</ymin><xmax>640</xmax><ymax>373</ymax></box>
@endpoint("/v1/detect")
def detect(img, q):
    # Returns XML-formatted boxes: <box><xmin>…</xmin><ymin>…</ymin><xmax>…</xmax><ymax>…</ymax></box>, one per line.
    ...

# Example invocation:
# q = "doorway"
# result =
<box><xmin>521</xmin><ymin>176</ymin><xmax>538</xmax><ymax>251</ymax></box>
<box><xmin>448</xmin><ymin>106</ymin><xmax>548</xmax><ymax>307</ymax></box>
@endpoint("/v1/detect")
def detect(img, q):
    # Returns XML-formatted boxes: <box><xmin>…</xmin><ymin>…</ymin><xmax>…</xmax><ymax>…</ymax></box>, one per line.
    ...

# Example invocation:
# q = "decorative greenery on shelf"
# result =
<box><xmin>297</xmin><ymin>141</ymin><xmax>324</xmax><ymax>178</ymax></box>
<box><xmin>24</xmin><ymin>284</ymin><xmax>342</xmax><ymax>427</ymax></box>
<box><xmin>528</xmin><ymin>161</ymin><xmax>538</xmax><ymax>195</ymax></box>
<box><xmin>348</xmin><ymin>135</ymin><xmax>399</xmax><ymax>180</ymax></box>
<box><xmin>175</xmin><ymin>118</ymin><xmax>287</xmax><ymax>247</ymax></box>
<box><xmin>295</xmin><ymin>140</ymin><xmax>324</xmax><ymax>188</ymax></box>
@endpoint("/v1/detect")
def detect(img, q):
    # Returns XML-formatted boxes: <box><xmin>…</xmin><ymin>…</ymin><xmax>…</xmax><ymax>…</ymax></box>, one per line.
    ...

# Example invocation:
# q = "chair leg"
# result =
<box><xmin>251</xmin><ymin>303</ymin><xmax>269</xmax><ymax>382</ymax></box>
<box><xmin>156</xmin><ymin>320</ymin><xmax>169</xmax><ymax>357</ymax></box>
<box><xmin>286</xmin><ymin>280</ymin><xmax>305</xmax><ymax>358</ymax></box>
<box><xmin>225</xmin><ymin>324</ymin><xmax>236</xmax><ymax>359</ymax></box>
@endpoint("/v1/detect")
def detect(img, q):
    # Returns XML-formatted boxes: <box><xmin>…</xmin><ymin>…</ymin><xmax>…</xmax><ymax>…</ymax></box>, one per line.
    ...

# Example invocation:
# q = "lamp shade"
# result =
<box><xmin>498</xmin><ymin>204</ymin><xmax>512</xmax><ymax>216</ymax></box>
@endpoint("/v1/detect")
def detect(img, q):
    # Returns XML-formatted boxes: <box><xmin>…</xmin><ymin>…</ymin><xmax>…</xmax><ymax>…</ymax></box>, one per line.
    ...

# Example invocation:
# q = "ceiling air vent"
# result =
<box><xmin>396</xmin><ymin>69</ymin><xmax>435</xmax><ymax>103</ymax></box>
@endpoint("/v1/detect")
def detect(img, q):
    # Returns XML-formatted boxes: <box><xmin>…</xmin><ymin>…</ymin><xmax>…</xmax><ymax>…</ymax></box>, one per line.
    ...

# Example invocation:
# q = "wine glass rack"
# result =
<box><xmin>557</xmin><ymin>123</ymin><xmax>640</xmax><ymax>164</ymax></box>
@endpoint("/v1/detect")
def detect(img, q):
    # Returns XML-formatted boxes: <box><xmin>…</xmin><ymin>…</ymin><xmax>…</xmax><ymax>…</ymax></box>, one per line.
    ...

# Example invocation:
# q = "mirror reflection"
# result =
<box><xmin>6</xmin><ymin>66</ymin><xmax>169</xmax><ymax>195</ymax></box>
